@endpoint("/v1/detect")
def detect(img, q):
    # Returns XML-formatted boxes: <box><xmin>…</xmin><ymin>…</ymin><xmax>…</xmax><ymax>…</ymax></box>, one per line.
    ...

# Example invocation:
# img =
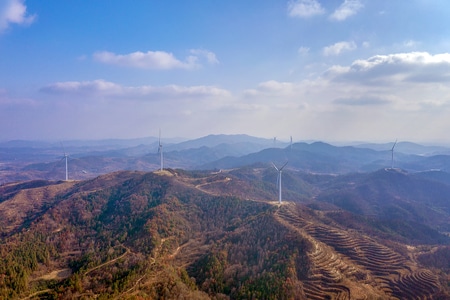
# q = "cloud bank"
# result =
<box><xmin>237</xmin><ymin>52</ymin><xmax>450</xmax><ymax>141</ymax></box>
<box><xmin>7</xmin><ymin>50</ymin><xmax>450</xmax><ymax>141</ymax></box>
<box><xmin>40</xmin><ymin>80</ymin><xmax>231</xmax><ymax>100</ymax></box>
<box><xmin>326</xmin><ymin>52</ymin><xmax>450</xmax><ymax>84</ymax></box>
<box><xmin>246</xmin><ymin>52</ymin><xmax>450</xmax><ymax>110</ymax></box>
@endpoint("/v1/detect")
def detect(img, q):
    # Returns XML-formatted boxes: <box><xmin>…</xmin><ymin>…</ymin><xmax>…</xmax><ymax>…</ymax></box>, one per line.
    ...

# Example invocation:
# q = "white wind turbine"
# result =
<box><xmin>272</xmin><ymin>161</ymin><xmax>288</xmax><ymax>204</ymax></box>
<box><xmin>158</xmin><ymin>129</ymin><xmax>163</xmax><ymax>171</ymax></box>
<box><xmin>390</xmin><ymin>139</ymin><xmax>397</xmax><ymax>169</ymax></box>
<box><xmin>60</xmin><ymin>142</ymin><xmax>69</xmax><ymax>181</ymax></box>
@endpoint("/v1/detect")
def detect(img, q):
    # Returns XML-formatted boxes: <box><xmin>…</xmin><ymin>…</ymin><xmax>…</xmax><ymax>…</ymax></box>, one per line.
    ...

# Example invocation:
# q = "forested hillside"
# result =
<box><xmin>0</xmin><ymin>168</ymin><xmax>449</xmax><ymax>299</ymax></box>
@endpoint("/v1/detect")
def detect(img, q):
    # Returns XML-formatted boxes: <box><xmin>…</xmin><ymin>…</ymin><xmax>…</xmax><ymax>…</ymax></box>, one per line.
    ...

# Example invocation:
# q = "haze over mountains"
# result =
<box><xmin>2</xmin><ymin>134</ymin><xmax>450</xmax><ymax>184</ymax></box>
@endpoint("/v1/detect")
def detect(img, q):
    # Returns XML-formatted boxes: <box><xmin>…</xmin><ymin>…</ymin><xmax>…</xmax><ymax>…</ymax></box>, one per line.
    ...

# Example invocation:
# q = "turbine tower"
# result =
<box><xmin>158</xmin><ymin>129</ymin><xmax>163</xmax><ymax>171</ymax></box>
<box><xmin>60</xmin><ymin>142</ymin><xmax>69</xmax><ymax>181</ymax></box>
<box><xmin>390</xmin><ymin>139</ymin><xmax>397</xmax><ymax>169</ymax></box>
<box><xmin>272</xmin><ymin>161</ymin><xmax>288</xmax><ymax>204</ymax></box>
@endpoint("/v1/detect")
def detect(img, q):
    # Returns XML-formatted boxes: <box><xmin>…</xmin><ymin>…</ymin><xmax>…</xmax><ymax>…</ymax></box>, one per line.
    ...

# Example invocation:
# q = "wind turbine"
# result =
<box><xmin>60</xmin><ymin>142</ymin><xmax>69</xmax><ymax>181</ymax></box>
<box><xmin>158</xmin><ymin>129</ymin><xmax>163</xmax><ymax>171</ymax></box>
<box><xmin>272</xmin><ymin>161</ymin><xmax>288</xmax><ymax>204</ymax></box>
<box><xmin>390</xmin><ymin>139</ymin><xmax>397</xmax><ymax>169</ymax></box>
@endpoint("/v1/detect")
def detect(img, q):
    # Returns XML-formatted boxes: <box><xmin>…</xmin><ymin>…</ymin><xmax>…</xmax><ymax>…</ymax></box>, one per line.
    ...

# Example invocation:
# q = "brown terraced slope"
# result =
<box><xmin>275</xmin><ymin>203</ymin><xmax>442</xmax><ymax>299</ymax></box>
<box><xmin>0</xmin><ymin>168</ymin><xmax>449</xmax><ymax>299</ymax></box>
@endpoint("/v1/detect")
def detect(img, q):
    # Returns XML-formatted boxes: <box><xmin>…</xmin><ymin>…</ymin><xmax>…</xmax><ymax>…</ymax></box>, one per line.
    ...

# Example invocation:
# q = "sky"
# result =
<box><xmin>1</xmin><ymin>0</ymin><xmax>450</xmax><ymax>143</ymax></box>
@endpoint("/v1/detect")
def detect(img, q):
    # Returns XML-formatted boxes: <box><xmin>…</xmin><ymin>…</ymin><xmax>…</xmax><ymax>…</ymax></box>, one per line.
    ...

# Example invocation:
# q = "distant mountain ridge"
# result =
<box><xmin>164</xmin><ymin>134</ymin><xmax>280</xmax><ymax>151</ymax></box>
<box><xmin>355</xmin><ymin>141</ymin><xmax>450</xmax><ymax>156</ymax></box>
<box><xmin>2</xmin><ymin>134</ymin><xmax>450</xmax><ymax>183</ymax></box>
<box><xmin>199</xmin><ymin>142</ymin><xmax>392</xmax><ymax>173</ymax></box>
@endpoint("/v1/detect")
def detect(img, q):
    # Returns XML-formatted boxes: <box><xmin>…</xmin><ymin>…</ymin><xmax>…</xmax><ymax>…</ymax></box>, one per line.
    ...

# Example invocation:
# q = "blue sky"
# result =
<box><xmin>1</xmin><ymin>0</ymin><xmax>450</xmax><ymax>143</ymax></box>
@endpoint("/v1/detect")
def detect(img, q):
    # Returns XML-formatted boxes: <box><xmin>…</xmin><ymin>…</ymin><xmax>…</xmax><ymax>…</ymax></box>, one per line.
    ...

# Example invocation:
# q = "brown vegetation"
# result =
<box><xmin>0</xmin><ymin>169</ymin><xmax>449</xmax><ymax>299</ymax></box>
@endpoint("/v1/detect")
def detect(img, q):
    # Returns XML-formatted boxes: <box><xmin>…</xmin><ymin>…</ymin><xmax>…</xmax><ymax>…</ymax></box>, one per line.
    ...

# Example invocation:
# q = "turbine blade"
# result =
<box><xmin>391</xmin><ymin>139</ymin><xmax>398</xmax><ymax>151</ymax></box>
<box><xmin>60</xmin><ymin>141</ymin><xmax>66</xmax><ymax>156</ymax></box>
<box><xmin>159</xmin><ymin>128</ymin><xmax>162</xmax><ymax>146</ymax></box>
<box><xmin>271</xmin><ymin>162</ymin><xmax>279</xmax><ymax>171</ymax></box>
<box><xmin>279</xmin><ymin>161</ymin><xmax>288</xmax><ymax>171</ymax></box>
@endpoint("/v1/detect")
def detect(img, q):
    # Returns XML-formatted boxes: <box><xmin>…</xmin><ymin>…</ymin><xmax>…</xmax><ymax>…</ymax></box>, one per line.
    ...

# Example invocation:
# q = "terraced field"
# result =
<box><xmin>275</xmin><ymin>203</ymin><xmax>441</xmax><ymax>299</ymax></box>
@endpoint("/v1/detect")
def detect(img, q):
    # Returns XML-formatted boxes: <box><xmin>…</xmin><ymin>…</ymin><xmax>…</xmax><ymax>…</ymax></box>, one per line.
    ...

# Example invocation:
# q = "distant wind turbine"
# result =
<box><xmin>273</xmin><ymin>137</ymin><xmax>277</xmax><ymax>147</ymax></box>
<box><xmin>272</xmin><ymin>161</ymin><xmax>288</xmax><ymax>204</ymax></box>
<box><xmin>60</xmin><ymin>142</ymin><xmax>69</xmax><ymax>181</ymax></box>
<box><xmin>290</xmin><ymin>136</ymin><xmax>293</xmax><ymax>150</ymax></box>
<box><xmin>390</xmin><ymin>139</ymin><xmax>397</xmax><ymax>169</ymax></box>
<box><xmin>158</xmin><ymin>129</ymin><xmax>163</xmax><ymax>171</ymax></box>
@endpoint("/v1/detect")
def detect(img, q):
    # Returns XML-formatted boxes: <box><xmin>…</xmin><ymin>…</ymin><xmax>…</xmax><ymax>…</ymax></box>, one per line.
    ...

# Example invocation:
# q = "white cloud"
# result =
<box><xmin>0</xmin><ymin>0</ymin><xmax>35</xmax><ymax>33</ymax></box>
<box><xmin>40</xmin><ymin>80</ymin><xmax>122</xmax><ymax>96</ymax></box>
<box><xmin>403</xmin><ymin>40</ymin><xmax>420</xmax><ymax>48</ymax></box>
<box><xmin>330</xmin><ymin>0</ymin><xmax>363</xmax><ymax>21</ymax></box>
<box><xmin>325</xmin><ymin>52</ymin><xmax>450</xmax><ymax>84</ymax></box>
<box><xmin>190</xmin><ymin>49</ymin><xmax>220</xmax><ymax>65</ymax></box>
<box><xmin>40</xmin><ymin>79</ymin><xmax>231</xmax><ymax>100</ymax></box>
<box><xmin>93</xmin><ymin>49</ymin><xmax>219</xmax><ymax>70</ymax></box>
<box><xmin>298</xmin><ymin>46</ymin><xmax>310</xmax><ymax>55</ymax></box>
<box><xmin>93</xmin><ymin>51</ymin><xmax>195</xmax><ymax>70</ymax></box>
<box><xmin>323</xmin><ymin>41</ymin><xmax>357</xmax><ymax>56</ymax></box>
<box><xmin>287</xmin><ymin>0</ymin><xmax>325</xmax><ymax>18</ymax></box>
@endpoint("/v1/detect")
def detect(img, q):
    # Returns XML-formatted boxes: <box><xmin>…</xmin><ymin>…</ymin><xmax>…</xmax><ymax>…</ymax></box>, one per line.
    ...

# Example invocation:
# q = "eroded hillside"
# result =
<box><xmin>0</xmin><ymin>169</ymin><xmax>449</xmax><ymax>299</ymax></box>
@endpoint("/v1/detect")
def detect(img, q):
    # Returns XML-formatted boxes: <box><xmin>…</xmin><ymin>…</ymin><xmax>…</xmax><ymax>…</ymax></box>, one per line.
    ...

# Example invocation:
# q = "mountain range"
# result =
<box><xmin>2</xmin><ymin>134</ymin><xmax>450</xmax><ymax>184</ymax></box>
